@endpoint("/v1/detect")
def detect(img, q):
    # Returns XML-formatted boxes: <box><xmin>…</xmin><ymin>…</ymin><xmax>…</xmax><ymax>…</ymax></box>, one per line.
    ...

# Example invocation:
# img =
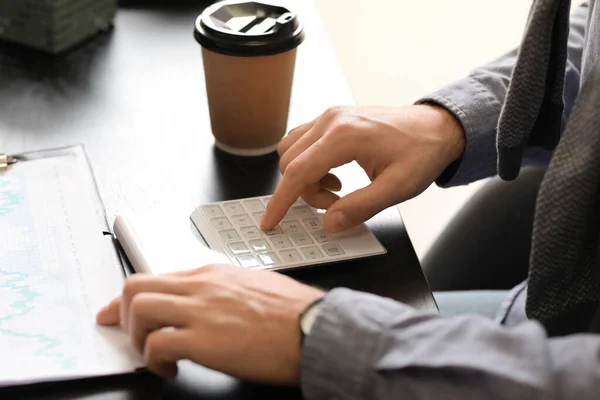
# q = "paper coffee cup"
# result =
<box><xmin>194</xmin><ymin>0</ymin><xmax>305</xmax><ymax>156</ymax></box>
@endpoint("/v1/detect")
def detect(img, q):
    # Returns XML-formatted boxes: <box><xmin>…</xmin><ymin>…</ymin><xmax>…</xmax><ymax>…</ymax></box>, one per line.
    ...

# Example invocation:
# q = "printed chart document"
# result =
<box><xmin>0</xmin><ymin>148</ymin><xmax>142</xmax><ymax>387</ymax></box>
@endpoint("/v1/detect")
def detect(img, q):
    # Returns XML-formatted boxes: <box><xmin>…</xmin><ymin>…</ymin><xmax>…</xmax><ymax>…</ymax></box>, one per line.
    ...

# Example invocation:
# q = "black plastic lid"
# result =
<box><xmin>194</xmin><ymin>1</ymin><xmax>305</xmax><ymax>57</ymax></box>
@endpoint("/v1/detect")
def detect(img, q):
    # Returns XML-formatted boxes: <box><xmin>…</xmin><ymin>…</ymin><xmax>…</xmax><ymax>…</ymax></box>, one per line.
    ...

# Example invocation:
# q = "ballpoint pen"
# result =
<box><xmin>0</xmin><ymin>153</ymin><xmax>17</xmax><ymax>171</ymax></box>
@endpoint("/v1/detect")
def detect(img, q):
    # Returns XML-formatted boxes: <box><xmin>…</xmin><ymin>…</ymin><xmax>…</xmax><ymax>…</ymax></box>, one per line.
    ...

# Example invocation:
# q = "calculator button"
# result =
<box><xmin>265</xmin><ymin>226</ymin><xmax>283</xmax><ymax>236</ymax></box>
<box><xmin>237</xmin><ymin>255</ymin><xmax>260</xmax><ymax>268</ymax></box>
<box><xmin>240</xmin><ymin>226</ymin><xmax>261</xmax><ymax>239</ymax></box>
<box><xmin>220</xmin><ymin>229</ymin><xmax>240</xmax><ymax>242</ymax></box>
<box><xmin>231</xmin><ymin>214</ymin><xmax>252</xmax><ymax>226</ymax></box>
<box><xmin>322</xmin><ymin>243</ymin><xmax>345</xmax><ymax>257</ymax></box>
<box><xmin>229</xmin><ymin>242</ymin><xmax>250</xmax><ymax>255</ymax></box>
<box><xmin>280</xmin><ymin>220</ymin><xmax>304</xmax><ymax>234</ymax></box>
<box><xmin>270</xmin><ymin>236</ymin><xmax>293</xmax><ymax>249</ymax></box>
<box><xmin>281</xmin><ymin>212</ymin><xmax>295</xmax><ymax>221</ymax></box>
<box><xmin>223</xmin><ymin>201</ymin><xmax>243</xmax><ymax>215</ymax></box>
<box><xmin>211</xmin><ymin>217</ymin><xmax>233</xmax><ymax>230</ymax></box>
<box><xmin>292</xmin><ymin>205</ymin><xmax>313</xmax><ymax>217</ymax></box>
<box><xmin>203</xmin><ymin>205</ymin><xmax>224</xmax><ymax>218</ymax></box>
<box><xmin>312</xmin><ymin>230</ymin><xmax>333</xmax><ymax>243</ymax></box>
<box><xmin>291</xmin><ymin>233</ymin><xmax>313</xmax><ymax>246</ymax></box>
<box><xmin>301</xmin><ymin>246</ymin><xmax>324</xmax><ymax>260</ymax></box>
<box><xmin>279</xmin><ymin>249</ymin><xmax>303</xmax><ymax>263</ymax></box>
<box><xmin>249</xmin><ymin>239</ymin><xmax>271</xmax><ymax>252</ymax></box>
<box><xmin>243</xmin><ymin>199</ymin><xmax>265</xmax><ymax>212</ymax></box>
<box><xmin>302</xmin><ymin>217</ymin><xmax>322</xmax><ymax>231</ymax></box>
<box><xmin>258</xmin><ymin>252</ymin><xmax>281</xmax><ymax>266</ymax></box>
<box><xmin>252</xmin><ymin>211</ymin><xmax>266</xmax><ymax>224</ymax></box>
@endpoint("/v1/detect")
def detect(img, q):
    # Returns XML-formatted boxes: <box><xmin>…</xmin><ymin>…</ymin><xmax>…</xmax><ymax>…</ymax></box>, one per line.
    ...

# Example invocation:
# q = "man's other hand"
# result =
<box><xmin>96</xmin><ymin>265</ymin><xmax>325</xmax><ymax>385</ymax></box>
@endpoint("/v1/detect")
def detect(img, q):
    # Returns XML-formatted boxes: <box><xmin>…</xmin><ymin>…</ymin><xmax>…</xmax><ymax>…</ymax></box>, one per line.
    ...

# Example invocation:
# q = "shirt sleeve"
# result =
<box><xmin>416</xmin><ymin>2</ymin><xmax>588</xmax><ymax>187</ymax></box>
<box><xmin>301</xmin><ymin>288</ymin><xmax>600</xmax><ymax>400</ymax></box>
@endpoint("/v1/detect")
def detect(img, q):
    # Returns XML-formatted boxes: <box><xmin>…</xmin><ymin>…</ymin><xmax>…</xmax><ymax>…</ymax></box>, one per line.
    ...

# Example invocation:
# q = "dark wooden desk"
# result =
<box><xmin>0</xmin><ymin>0</ymin><xmax>436</xmax><ymax>398</ymax></box>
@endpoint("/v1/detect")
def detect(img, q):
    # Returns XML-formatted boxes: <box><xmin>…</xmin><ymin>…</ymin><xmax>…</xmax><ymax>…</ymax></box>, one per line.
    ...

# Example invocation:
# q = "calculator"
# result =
<box><xmin>189</xmin><ymin>195</ymin><xmax>387</xmax><ymax>271</ymax></box>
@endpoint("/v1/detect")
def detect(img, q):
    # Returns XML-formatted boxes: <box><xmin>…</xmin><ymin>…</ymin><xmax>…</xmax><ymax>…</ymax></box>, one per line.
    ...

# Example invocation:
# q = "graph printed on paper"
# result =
<box><xmin>0</xmin><ymin>172</ymin><xmax>87</xmax><ymax>373</ymax></box>
<box><xmin>0</xmin><ymin>153</ymin><xmax>141</xmax><ymax>386</ymax></box>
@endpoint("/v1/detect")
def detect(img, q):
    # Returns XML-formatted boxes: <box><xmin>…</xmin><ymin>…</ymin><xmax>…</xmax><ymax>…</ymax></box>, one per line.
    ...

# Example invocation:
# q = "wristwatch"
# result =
<box><xmin>299</xmin><ymin>297</ymin><xmax>324</xmax><ymax>343</ymax></box>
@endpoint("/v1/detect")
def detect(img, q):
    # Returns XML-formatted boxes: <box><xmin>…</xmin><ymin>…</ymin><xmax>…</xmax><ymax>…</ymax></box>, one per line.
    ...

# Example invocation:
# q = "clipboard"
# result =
<box><xmin>3</xmin><ymin>145</ymin><xmax>134</xmax><ymax>272</ymax></box>
<box><xmin>0</xmin><ymin>144</ymin><xmax>143</xmax><ymax>387</ymax></box>
<box><xmin>2</xmin><ymin>145</ymin><xmax>131</xmax><ymax>271</ymax></box>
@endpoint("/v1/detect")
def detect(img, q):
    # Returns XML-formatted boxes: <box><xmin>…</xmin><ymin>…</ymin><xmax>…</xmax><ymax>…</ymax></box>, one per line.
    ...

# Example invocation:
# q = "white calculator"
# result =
<box><xmin>189</xmin><ymin>195</ymin><xmax>387</xmax><ymax>271</ymax></box>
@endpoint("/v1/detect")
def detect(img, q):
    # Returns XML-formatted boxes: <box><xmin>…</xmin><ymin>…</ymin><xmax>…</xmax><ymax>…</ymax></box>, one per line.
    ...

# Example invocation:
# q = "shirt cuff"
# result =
<box><xmin>300</xmin><ymin>288</ymin><xmax>413</xmax><ymax>400</ymax></box>
<box><xmin>416</xmin><ymin>77</ymin><xmax>503</xmax><ymax>187</ymax></box>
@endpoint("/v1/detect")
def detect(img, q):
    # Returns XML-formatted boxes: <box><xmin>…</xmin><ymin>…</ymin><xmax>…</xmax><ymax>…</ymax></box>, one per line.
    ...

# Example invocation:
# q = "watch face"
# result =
<box><xmin>301</xmin><ymin>301</ymin><xmax>322</xmax><ymax>335</ymax></box>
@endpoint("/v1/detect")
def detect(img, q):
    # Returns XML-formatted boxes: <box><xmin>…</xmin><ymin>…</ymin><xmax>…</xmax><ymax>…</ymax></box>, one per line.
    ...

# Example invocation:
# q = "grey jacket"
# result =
<box><xmin>301</xmin><ymin>2</ymin><xmax>600</xmax><ymax>399</ymax></box>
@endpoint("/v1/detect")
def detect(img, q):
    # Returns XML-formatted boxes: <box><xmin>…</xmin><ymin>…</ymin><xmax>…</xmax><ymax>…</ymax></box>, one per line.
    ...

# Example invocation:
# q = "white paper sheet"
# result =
<box><xmin>0</xmin><ymin>151</ymin><xmax>142</xmax><ymax>387</ymax></box>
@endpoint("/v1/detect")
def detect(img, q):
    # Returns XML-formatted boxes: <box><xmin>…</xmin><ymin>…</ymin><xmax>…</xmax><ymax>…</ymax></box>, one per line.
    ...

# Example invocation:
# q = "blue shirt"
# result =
<box><xmin>301</xmin><ymin>2</ymin><xmax>600</xmax><ymax>399</ymax></box>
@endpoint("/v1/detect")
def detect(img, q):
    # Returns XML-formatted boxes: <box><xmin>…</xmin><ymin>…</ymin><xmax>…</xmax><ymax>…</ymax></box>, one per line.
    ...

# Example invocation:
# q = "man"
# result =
<box><xmin>97</xmin><ymin>1</ymin><xmax>600</xmax><ymax>398</ymax></box>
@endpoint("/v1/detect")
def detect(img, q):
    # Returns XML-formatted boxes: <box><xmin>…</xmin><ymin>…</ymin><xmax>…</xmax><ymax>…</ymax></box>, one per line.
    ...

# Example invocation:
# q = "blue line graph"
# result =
<box><xmin>0</xmin><ymin>178</ymin><xmax>23</xmax><ymax>217</ymax></box>
<box><xmin>0</xmin><ymin>174</ymin><xmax>78</xmax><ymax>371</ymax></box>
<box><xmin>0</xmin><ymin>270</ymin><xmax>41</xmax><ymax>317</ymax></box>
<box><xmin>0</xmin><ymin>270</ymin><xmax>75</xmax><ymax>369</ymax></box>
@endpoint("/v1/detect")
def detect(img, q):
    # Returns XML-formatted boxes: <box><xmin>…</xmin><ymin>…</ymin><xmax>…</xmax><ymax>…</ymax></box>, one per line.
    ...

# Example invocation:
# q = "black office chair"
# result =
<box><xmin>422</xmin><ymin>166</ymin><xmax>546</xmax><ymax>292</ymax></box>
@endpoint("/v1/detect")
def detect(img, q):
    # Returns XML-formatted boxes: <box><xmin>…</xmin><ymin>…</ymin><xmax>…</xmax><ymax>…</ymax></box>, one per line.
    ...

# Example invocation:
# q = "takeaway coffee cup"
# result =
<box><xmin>194</xmin><ymin>0</ymin><xmax>305</xmax><ymax>156</ymax></box>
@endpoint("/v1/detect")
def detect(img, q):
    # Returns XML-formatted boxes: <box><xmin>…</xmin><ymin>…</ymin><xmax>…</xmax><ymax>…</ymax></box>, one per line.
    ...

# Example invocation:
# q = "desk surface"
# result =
<box><xmin>0</xmin><ymin>0</ymin><xmax>436</xmax><ymax>398</ymax></box>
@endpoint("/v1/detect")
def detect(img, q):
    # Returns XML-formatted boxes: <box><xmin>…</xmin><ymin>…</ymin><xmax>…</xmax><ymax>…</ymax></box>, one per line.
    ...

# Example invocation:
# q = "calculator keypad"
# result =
<box><xmin>281</xmin><ymin>220</ymin><xmax>303</xmax><ymax>234</ymax></box>
<box><xmin>249</xmin><ymin>239</ymin><xmax>271</xmax><ymax>252</ymax></box>
<box><xmin>252</xmin><ymin>212</ymin><xmax>265</xmax><ymax>223</ymax></box>
<box><xmin>259</xmin><ymin>252</ymin><xmax>280</xmax><ymax>266</ymax></box>
<box><xmin>237</xmin><ymin>255</ymin><xmax>260</xmax><ymax>268</ymax></box>
<box><xmin>240</xmin><ymin>226</ymin><xmax>261</xmax><ymax>239</ymax></box>
<box><xmin>291</xmin><ymin>232</ymin><xmax>313</xmax><ymax>246</ymax></box>
<box><xmin>212</xmin><ymin>217</ymin><xmax>233</xmax><ymax>230</ymax></box>
<box><xmin>204</xmin><ymin>205</ymin><xmax>224</xmax><ymax>218</ymax></box>
<box><xmin>312</xmin><ymin>230</ymin><xmax>333</xmax><ymax>243</ymax></box>
<box><xmin>271</xmin><ymin>236</ymin><xmax>293</xmax><ymax>249</ymax></box>
<box><xmin>229</xmin><ymin>242</ymin><xmax>250</xmax><ymax>255</ymax></box>
<box><xmin>223</xmin><ymin>201</ymin><xmax>244</xmax><ymax>215</ymax></box>
<box><xmin>301</xmin><ymin>246</ymin><xmax>324</xmax><ymax>260</ymax></box>
<box><xmin>303</xmin><ymin>217</ymin><xmax>322</xmax><ymax>231</ymax></box>
<box><xmin>279</xmin><ymin>249</ymin><xmax>303</xmax><ymax>263</ymax></box>
<box><xmin>194</xmin><ymin>195</ymin><xmax>384</xmax><ymax>270</ymax></box>
<box><xmin>243</xmin><ymin>199</ymin><xmax>265</xmax><ymax>212</ymax></box>
<box><xmin>220</xmin><ymin>229</ymin><xmax>240</xmax><ymax>242</ymax></box>
<box><xmin>322</xmin><ymin>243</ymin><xmax>345</xmax><ymax>257</ymax></box>
<box><xmin>292</xmin><ymin>205</ymin><xmax>313</xmax><ymax>217</ymax></box>
<box><xmin>265</xmin><ymin>226</ymin><xmax>283</xmax><ymax>236</ymax></box>
<box><xmin>231</xmin><ymin>214</ymin><xmax>253</xmax><ymax>226</ymax></box>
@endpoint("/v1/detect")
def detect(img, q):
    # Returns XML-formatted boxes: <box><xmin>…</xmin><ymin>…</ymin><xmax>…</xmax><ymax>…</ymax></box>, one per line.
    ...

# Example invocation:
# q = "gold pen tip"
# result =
<box><xmin>6</xmin><ymin>156</ymin><xmax>17</xmax><ymax>164</ymax></box>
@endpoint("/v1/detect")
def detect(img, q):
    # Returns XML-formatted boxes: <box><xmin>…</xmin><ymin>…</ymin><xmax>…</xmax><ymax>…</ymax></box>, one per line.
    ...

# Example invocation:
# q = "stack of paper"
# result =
<box><xmin>0</xmin><ymin>0</ymin><xmax>116</xmax><ymax>54</ymax></box>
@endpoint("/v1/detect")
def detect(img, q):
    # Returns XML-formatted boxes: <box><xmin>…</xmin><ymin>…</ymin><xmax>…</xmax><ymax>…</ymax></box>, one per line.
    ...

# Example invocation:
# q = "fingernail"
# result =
<box><xmin>96</xmin><ymin>307</ymin><xmax>108</xmax><ymax>323</ymax></box>
<box><xmin>259</xmin><ymin>218</ymin><xmax>269</xmax><ymax>231</ymax></box>
<box><xmin>332</xmin><ymin>211</ymin><xmax>350</xmax><ymax>231</ymax></box>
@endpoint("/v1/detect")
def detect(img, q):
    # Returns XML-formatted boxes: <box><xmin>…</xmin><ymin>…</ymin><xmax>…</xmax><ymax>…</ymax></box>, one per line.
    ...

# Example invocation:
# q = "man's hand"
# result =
<box><xmin>96</xmin><ymin>265</ymin><xmax>325</xmax><ymax>385</ymax></box>
<box><xmin>261</xmin><ymin>104</ymin><xmax>465</xmax><ymax>232</ymax></box>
